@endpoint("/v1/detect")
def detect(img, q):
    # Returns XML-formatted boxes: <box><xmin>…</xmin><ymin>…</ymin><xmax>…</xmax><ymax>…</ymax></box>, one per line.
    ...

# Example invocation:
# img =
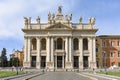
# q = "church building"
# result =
<box><xmin>22</xmin><ymin>7</ymin><xmax>98</xmax><ymax>71</ymax></box>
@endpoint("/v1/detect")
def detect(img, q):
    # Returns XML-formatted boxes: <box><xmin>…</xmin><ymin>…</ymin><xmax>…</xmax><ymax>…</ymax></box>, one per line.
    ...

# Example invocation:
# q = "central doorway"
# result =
<box><xmin>57</xmin><ymin>56</ymin><xmax>62</xmax><ymax>68</ymax></box>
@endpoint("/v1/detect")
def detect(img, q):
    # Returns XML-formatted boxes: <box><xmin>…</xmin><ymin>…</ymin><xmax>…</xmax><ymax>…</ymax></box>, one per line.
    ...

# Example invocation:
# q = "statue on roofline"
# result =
<box><xmin>36</xmin><ymin>16</ymin><xmax>40</xmax><ymax>24</ymax></box>
<box><xmin>48</xmin><ymin>12</ymin><xmax>51</xmax><ymax>21</ymax></box>
<box><xmin>24</xmin><ymin>17</ymin><xmax>28</xmax><ymax>25</ymax></box>
<box><xmin>79</xmin><ymin>16</ymin><xmax>82</xmax><ymax>23</ymax></box>
<box><xmin>52</xmin><ymin>13</ymin><xmax>55</xmax><ymax>20</ymax></box>
<box><xmin>58</xmin><ymin>6</ymin><xmax>62</xmax><ymax>14</ymax></box>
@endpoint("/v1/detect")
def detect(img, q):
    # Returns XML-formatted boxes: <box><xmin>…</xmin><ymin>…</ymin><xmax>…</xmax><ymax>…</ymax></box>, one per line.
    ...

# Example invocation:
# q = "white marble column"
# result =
<box><xmin>27</xmin><ymin>37</ymin><xmax>31</xmax><ymax>67</ymax></box>
<box><xmin>50</xmin><ymin>37</ymin><xmax>54</xmax><ymax>70</ymax></box>
<box><xmin>23</xmin><ymin>37</ymin><xmax>27</xmax><ymax>67</ymax></box>
<box><xmin>88</xmin><ymin>37</ymin><xmax>92</xmax><ymax>68</ymax></box>
<box><xmin>36</xmin><ymin>37</ymin><xmax>40</xmax><ymax>69</ymax></box>
<box><xmin>62</xmin><ymin>56</ymin><xmax>64</xmax><ymax>69</ymax></box>
<box><xmin>92</xmin><ymin>37</ymin><xmax>97</xmax><ymax>68</ymax></box>
<box><xmin>79</xmin><ymin>37</ymin><xmax>83</xmax><ymax>69</ymax></box>
<box><xmin>24</xmin><ymin>37</ymin><xmax>27</xmax><ymax>62</ymax></box>
<box><xmin>51</xmin><ymin>37</ymin><xmax>54</xmax><ymax>62</ymax></box>
<box><xmin>68</xmin><ymin>37</ymin><xmax>73</xmax><ymax>68</ymax></box>
<box><xmin>65</xmin><ymin>37</ymin><xmax>69</xmax><ymax>62</ymax></box>
<box><xmin>46</xmin><ymin>37</ymin><xmax>51</xmax><ymax>68</ymax></box>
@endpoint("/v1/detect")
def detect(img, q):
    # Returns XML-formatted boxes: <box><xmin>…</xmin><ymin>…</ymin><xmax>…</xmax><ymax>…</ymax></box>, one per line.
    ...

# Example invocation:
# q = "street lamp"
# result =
<box><xmin>104</xmin><ymin>51</ymin><xmax>107</xmax><ymax>74</ymax></box>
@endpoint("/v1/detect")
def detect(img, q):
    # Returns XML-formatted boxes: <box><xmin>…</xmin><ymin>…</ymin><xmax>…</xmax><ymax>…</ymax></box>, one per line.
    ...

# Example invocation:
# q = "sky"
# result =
<box><xmin>0</xmin><ymin>0</ymin><xmax>120</xmax><ymax>58</ymax></box>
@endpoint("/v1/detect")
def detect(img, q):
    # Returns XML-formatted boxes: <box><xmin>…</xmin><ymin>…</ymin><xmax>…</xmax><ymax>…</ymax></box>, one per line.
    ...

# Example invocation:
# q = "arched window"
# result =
<box><xmin>73</xmin><ymin>38</ymin><xmax>79</xmax><ymax>50</ymax></box>
<box><xmin>41</xmin><ymin>38</ymin><xmax>46</xmax><ymax>50</ymax></box>
<box><xmin>31</xmin><ymin>38</ymin><xmax>37</xmax><ymax>50</ymax></box>
<box><xmin>57</xmin><ymin>38</ymin><xmax>63</xmax><ymax>49</ymax></box>
<box><xmin>83</xmin><ymin>38</ymin><xmax>88</xmax><ymax>50</ymax></box>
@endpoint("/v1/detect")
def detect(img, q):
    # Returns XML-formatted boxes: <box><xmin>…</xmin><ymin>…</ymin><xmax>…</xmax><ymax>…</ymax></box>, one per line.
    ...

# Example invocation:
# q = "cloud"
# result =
<box><xmin>0</xmin><ymin>0</ymin><xmax>75</xmax><ymax>39</ymax></box>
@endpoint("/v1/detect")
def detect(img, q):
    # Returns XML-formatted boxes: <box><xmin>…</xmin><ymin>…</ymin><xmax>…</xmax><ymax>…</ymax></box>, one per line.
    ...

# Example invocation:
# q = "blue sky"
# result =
<box><xmin>0</xmin><ymin>0</ymin><xmax>120</xmax><ymax>58</ymax></box>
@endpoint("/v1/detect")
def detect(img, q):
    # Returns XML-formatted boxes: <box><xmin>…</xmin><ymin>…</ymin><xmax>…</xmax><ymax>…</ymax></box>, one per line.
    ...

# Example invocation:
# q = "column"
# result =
<box><xmin>69</xmin><ymin>37</ymin><xmax>72</xmax><ymax>68</ymax></box>
<box><xmin>62</xmin><ymin>56</ymin><xmax>64</xmax><ymax>69</ymax></box>
<box><xmin>46</xmin><ymin>37</ymin><xmax>51</xmax><ymax>68</ymax></box>
<box><xmin>79</xmin><ymin>37</ymin><xmax>83</xmax><ymax>69</ymax></box>
<box><xmin>36</xmin><ymin>37</ymin><xmax>40</xmax><ymax>69</ymax></box>
<box><xmin>50</xmin><ymin>37</ymin><xmax>54</xmax><ymax>69</ymax></box>
<box><xmin>88</xmin><ymin>37</ymin><xmax>92</xmax><ymax>68</ymax></box>
<box><xmin>27</xmin><ymin>37</ymin><xmax>31</xmax><ymax>67</ymax></box>
<box><xmin>51</xmin><ymin>37</ymin><xmax>54</xmax><ymax>62</ymax></box>
<box><xmin>65</xmin><ymin>37</ymin><xmax>69</xmax><ymax>62</ymax></box>
<box><xmin>23</xmin><ymin>37</ymin><xmax>27</xmax><ymax>67</ymax></box>
<box><xmin>92</xmin><ymin>37</ymin><xmax>97</xmax><ymax>68</ymax></box>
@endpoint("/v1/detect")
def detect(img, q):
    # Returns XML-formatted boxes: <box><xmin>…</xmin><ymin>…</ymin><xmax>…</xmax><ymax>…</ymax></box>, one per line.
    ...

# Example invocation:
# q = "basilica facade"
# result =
<box><xmin>22</xmin><ymin>7</ymin><xmax>98</xmax><ymax>71</ymax></box>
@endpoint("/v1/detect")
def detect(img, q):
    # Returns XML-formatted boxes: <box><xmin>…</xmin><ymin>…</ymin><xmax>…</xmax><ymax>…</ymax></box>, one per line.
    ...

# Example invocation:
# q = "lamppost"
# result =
<box><xmin>104</xmin><ymin>51</ymin><xmax>107</xmax><ymax>74</ymax></box>
<box><xmin>16</xmin><ymin>50</ymin><xmax>19</xmax><ymax>75</ymax></box>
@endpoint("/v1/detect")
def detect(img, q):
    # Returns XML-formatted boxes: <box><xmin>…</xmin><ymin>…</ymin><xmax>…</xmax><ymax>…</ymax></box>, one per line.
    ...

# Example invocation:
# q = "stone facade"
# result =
<box><xmin>22</xmin><ymin>6</ymin><xmax>98</xmax><ymax>71</ymax></box>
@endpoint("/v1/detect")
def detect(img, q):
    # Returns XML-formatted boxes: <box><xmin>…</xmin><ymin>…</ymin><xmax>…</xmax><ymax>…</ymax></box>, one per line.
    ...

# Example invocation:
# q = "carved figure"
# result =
<box><xmin>24</xmin><ymin>17</ymin><xmax>28</xmax><ymax>24</ymax></box>
<box><xmin>88</xmin><ymin>18</ymin><xmax>91</xmax><ymax>23</ymax></box>
<box><xmin>65</xmin><ymin>14</ymin><xmax>68</xmax><ymax>20</ymax></box>
<box><xmin>69</xmin><ymin>14</ymin><xmax>72</xmax><ymax>21</ymax></box>
<box><xmin>91</xmin><ymin>17</ymin><xmax>95</xmax><ymax>24</ymax></box>
<box><xmin>48</xmin><ymin>12</ymin><xmax>51</xmax><ymax>21</ymax></box>
<box><xmin>79</xmin><ymin>16</ymin><xmax>82</xmax><ymax>23</ymax></box>
<box><xmin>52</xmin><ymin>13</ymin><xmax>55</xmax><ymax>20</ymax></box>
<box><xmin>36</xmin><ymin>16</ymin><xmax>40</xmax><ymax>24</ymax></box>
<box><xmin>58</xmin><ymin>6</ymin><xmax>62</xmax><ymax>14</ymax></box>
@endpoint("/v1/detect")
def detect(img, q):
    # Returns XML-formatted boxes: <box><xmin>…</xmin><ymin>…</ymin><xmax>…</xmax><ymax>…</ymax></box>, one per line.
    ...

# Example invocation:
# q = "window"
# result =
<box><xmin>110</xmin><ymin>40</ymin><xmax>113</xmax><ymax>47</ymax></box>
<box><xmin>111</xmin><ymin>62</ymin><xmax>115</xmax><ymax>66</ymax></box>
<box><xmin>31</xmin><ymin>38</ymin><xmax>37</xmax><ymax>50</ymax></box>
<box><xmin>41</xmin><ymin>38</ymin><xmax>46</xmax><ymax>50</ymax></box>
<box><xmin>102</xmin><ymin>40</ymin><xmax>106</xmax><ymax>47</ymax></box>
<box><xmin>96</xmin><ymin>47</ymin><xmax>98</xmax><ymax>52</ymax></box>
<box><xmin>118</xmin><ymin>51</ymin><xmax>120</xmax><ymax>57</ymax></box>
<box><xmin>57</xmin><ymin>38</ymin><xmax>63</xmax><ymax>49</ymax></box>
<box><xmin>118</xmin><ymin>62</ymin><xmax>120</xmax><ymax>67</ymax></box>
<box><xmin>110</xmin><ymin>51</ymin><xmax>114</xmax><ymax>57</ymax></box>
<box><xmin>118</xmin><ymin>40</ymin><xmax>120</xmax><ymax>46</ymax></box>
<box><xmin>73</xmin><ymin>38</ymin><xmax>79</xmax><ymax>50</ymax></box>
<box><xmin>103</xmin><ymin>51</ymin><xmax>106</xmax><ymax>57</ymax></box>
<box><xmin>83</xmin><ymin>38</ymin><xmax>88</xmax><ymax>50</ymax></box>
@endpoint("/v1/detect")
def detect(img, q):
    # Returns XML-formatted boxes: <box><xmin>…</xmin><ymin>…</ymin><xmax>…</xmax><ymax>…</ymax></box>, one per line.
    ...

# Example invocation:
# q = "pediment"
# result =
<box><xmin>46</xmin><ymin>23</ymin><xmax>72</xmax><ymax>30</ymax></box>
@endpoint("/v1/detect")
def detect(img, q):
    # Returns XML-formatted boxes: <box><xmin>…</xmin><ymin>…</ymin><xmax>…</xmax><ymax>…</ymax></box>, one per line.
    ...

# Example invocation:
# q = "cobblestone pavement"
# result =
<box><xmin>30</xmin><ymin>72</ymin><xmax>91</xmax><ymax>80</ymax></box>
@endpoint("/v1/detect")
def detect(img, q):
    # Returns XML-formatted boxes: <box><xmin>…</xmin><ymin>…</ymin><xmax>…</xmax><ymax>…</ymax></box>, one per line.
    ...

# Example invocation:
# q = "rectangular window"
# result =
<box><xmin>103</xmin><ymin>51</ymin><xmax>106</xmax><ymax>57</ymax></box>
<box><xmin>102</xmin><ymin>40</ymin><xmax>106</xmax><ymax>47</ymax></box>
<box><xmin>118</xmin><ymin>40</ymin><xmax>120</xmax><ymax>46</ymax></box>
<box><xmin>118</xmin><ymin>51</ymin><xmax>120</xmax><ymax>57</ymax></box>
<box><xmin>110</xmin><ymin>51</ymin><xmax>114</xmax><ymax>57</ymax></box>
<box><xmin>118</xmin><ymin>62</ymin><xmax>120</xmax><ymax>67</ymax></box>
<box><xmin>96</xmin><ymin>47</ymin><xmax>98</xmax><ymax>52</ymax></box>
<box><xmin>110</xmin><ymin>40</ymin><xmax>113</xmax><ymax>47</ymax></box>
<box><xmin>111</xmin><ymin>62</ymin><xmax>115</xmax><ymax>66</ymax></box>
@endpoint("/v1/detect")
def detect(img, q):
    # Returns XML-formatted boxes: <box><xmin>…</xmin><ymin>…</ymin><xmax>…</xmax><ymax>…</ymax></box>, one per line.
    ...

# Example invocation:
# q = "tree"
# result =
<box><xmin>0</xmin><ymin>48</ymin><xmax>8</xmax><ymax>67</ymax></box>
<box><xmin>10</xmin><ymin>57</ymin><xmax>19</xmax><ymax>67</ymax></box>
